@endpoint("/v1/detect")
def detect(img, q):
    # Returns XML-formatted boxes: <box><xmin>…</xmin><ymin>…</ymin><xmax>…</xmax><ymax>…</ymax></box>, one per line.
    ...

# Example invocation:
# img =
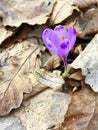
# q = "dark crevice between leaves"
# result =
<box><xmin>0</xmin><ymin>23</ymin><xmax>46</xmax><ymax>51</ymax></box>
<box><xmin>0</xmin><ymin>23</ymin><xmax>32</xmax><ymax>50</ymax></box>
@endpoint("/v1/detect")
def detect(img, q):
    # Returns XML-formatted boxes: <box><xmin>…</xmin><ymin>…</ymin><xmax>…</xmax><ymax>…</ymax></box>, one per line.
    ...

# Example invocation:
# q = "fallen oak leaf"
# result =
<box><xmin>14</xmin><ymin>89</ymin><xmax>71</xmax><ymax>130</ymax></box>
<box><xmin>0</xmin><ymin>24</ymin><xmax>47</xmax><ymax>50</ymax></box>
<box><xmin>43</xmin><ymin>54</ymin><xmax>61</xmax><ymax>71</ymax></box>
<box><xmin>23</xmin><ymin>73</ymin><xmax>47</xmax><ymax>100</ymax></box>
<box><xmin>0</xmin><ymin>114</ymin><xmax>25</xmax><ymax>130</ymax></box>
<box><xmin>75</xmin><ymin>7</ymin><xmax>98</xmax><ymax>38</ymax></box>
<box><xmin>73</xmin><ymin>44</ymin><xmax>83</xmax><ymax>55</ymax></box>
<box><xmin>50</xmin><ymin>0</ymin><xmax>79</xmax><ymax>25</ymax></box>
<box><xmin>0</xmin><ymin>24</ymin><xmax>31</xmax><ymax>49</ymax></box>
<box><xmin>0</xmin><ymin>0</ymin><xmax>55</xmax><ymax>27</ymax></box>
<box><xmin>0</xmin><ymin>41</ymin><xmax>44</xmax><ymax>116</ymax></box>
<box><xmin>72</xmin><ymin>0</ymin><xmax>98</xmax><ymax>9</ymax></box>
<box><xmin>71</xmin><ymin>33</ymin><xmax>98</xmax><ymax>92</ymax></box>
<box><xmin>87</xmin><ymin>93</ymin><xmax>98</xmax><ymax>130</ymax></box>
<box><xmin>61</xmin><ymin>84</ymin><xmax>96</xmax><ymax>130</ymax></box>
<box><xmin>35</xmin><ymin>68</ymin><xmax>65</xmax><ymax>91</ymax></box>
<box><xmin>69</xmin><ymin>70</ymin><xmax>84</xmax><ymax>81</ymax></box>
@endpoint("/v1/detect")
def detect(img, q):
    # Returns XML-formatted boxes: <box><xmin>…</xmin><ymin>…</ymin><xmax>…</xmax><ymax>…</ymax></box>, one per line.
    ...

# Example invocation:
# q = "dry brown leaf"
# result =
<box><xmin>73</xmin><ymin>44</ymin><xmax>83</xmax><ymax>55</ymax></box>
<box><xmin>87</xmin><ymin>93</ymin><xmax>98</xmax><ymax>130</ymax></box>
<box><xmin>50</xmin><ymin>0</ymin><xmax>79</xmax><ymax>24</ymax></box>
<box><xmin>0</xmin><ymin>0</ymin><xmax>55</xmax><ymax>27</ymax></box>
<box><xmin>69</xmin><ymin>70</ymin><xmax>84</xmax><ymax>80</ymax></box>
<box><xmin>75</xmin><ymin>7</ymin><xmax>98</xmax><ymax>38</ymax></box>
<box><xmin>23</xmin><ymin>74</ymin><xmax>47</xmax><ymax>100</ymax></box>
<box><xmin>0</xmin><ymin>24</ymin><xmax>47</xmax><ymax>49</ymax></box>
<box><xmin>71</xmin><ymin>33</ymin><xmax>98</xmax><ymax>92</ymax></box>
<box><xmin>61</xmin><ymin>85</ymin><xmax>96</xmax><ymax>130</ymax></box>
<box><xmin>14</xmin><ymin>89</ymin><xmax>71</xmax><ymax>130</ymax></box>
<box><xmin>35</xmin><ymin>68</ymin><xmax>65</xmax><ymax>91</ymax></box>
<box><xmin>0</xmin><ymin>24</ymin><xmax>31</xmax><ymax>49</ymax></box>
<box><xmin>71</xmin><ymin>0</ymin><xmax>98</xmax><ymax>9</ymax></box>
<box><xmin>0</xmin><ymin>40</ymin><xmax>46</xmax><ymax>116</ymax></box>
<box><xmin>43</xmin><ymin>54</ymin><xmax>61</xmax><ymax>70</ymax></box>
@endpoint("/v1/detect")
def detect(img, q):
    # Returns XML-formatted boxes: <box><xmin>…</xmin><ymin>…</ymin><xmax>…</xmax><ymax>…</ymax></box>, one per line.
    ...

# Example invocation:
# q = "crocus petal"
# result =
<box><xmin>45</xmin><ymin>38</ymin><xmax>57</xmax><ymax>54</ymax></box>
<box><xmin>54</xmin><ymin>25</ymin><xmax>68</xmax><ymax>42</ymax></box>
<box><xmin>68</xmin><ymin>26</ymin><xmax>76</xmax><ymax>49</ymax></box>
<box><xmin>57</xmin><ymin>39</ymin><xmax>70</xmax><ymax>68</ymax></box>
<box><xmin>42</xmin><ymin>25</ymin><xmax>77</xmax><ymax>70</ymax></box>
<box><xmin>57</xmin><ymin>39</ymin><xmax>70</xmax><ymax>57</ymax></box>
<box><xmin>42</xmin><ymin>28</ymin><xmax>59</xmax><ymax>47</ymax></box>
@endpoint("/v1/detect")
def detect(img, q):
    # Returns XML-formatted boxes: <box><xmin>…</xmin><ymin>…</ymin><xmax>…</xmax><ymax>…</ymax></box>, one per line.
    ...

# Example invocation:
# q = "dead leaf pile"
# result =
<box><xmin>0</xmin><ymin>0</ymin><xmax>98</xmax><ymax>130</ymax></box>
<box><xmin>0</xmin><ymin>0</ymin><xmax>55</xmax><ymax>27</ymax></box>
<box><xmin>14</xmin><ymin>89</ymin><xmax>71</xmax><ymax>130</ymax></box>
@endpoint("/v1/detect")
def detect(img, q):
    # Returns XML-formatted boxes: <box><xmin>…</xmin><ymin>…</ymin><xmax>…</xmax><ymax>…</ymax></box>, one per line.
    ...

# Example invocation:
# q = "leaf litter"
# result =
<box><xmin>0</xmin><ymin>40</ymin><xmax>45</xmax><ymax>115</ymax></box>
<box><xmin>0</xmin><ymin>0</ymin><xmax>56</xmax><ymax>27</ymax></box>
<box><xmin>71</xmin><ymin>34</ymin><xmax>98</xmax><ymax>92</ymax></box>
<box><xmin>0</xmin><ymin>0</ymin><xmax>98</xmax><ymax>130</ymax></box>
<box><xmin>14</xmin><ymin>89</ymin><xmax>71</xmax><ymax>130</ymax></box>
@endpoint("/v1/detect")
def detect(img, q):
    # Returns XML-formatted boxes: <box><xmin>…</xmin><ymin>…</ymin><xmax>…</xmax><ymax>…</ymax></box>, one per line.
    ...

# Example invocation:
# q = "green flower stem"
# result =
<box><xmin>62</xmin><ymin>64</ymin><xmax>71</xmax><ymax>78</ymax></box>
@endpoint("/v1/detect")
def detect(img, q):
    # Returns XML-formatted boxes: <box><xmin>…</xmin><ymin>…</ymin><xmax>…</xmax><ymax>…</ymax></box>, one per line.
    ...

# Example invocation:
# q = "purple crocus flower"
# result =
<box><xmin>42</xmin><ymin>25</ymin><xmax>76</xmax><ymax>69</ymax></box>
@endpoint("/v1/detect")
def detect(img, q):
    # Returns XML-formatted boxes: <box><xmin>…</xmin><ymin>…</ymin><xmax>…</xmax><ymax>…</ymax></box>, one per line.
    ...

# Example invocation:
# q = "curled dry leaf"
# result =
<box><xmin>71</xmin><ymin>34</ymin><xmax>98</xmax><ymax>92</ymax></box>
<box><xmin>69</xmin><ymin>70</ymin><xmax>84</xmax><ymax>81</ymax></box>
<box><xmin>75</xmin><ymin>7</ymin><xmax>98</xmax><ymax>38</ymax></box>
<box><xmin>14</xmin><ymin>89</ymin><xmax>71</xmax><ymax>130</ymax></box>
<box><xmin>0</xmin><ymin>40</ymin><xmax>45</xmax><ymax>116</ymax></box>
<box><xmin>43</xmin><ymin>54</ymin><xmax>61</xmax><ymax>70</ymax></box>
<box><xmin>61</xmin><ymin>85</ymin><xmax>96</xmax><ymax>130</ymax></box>
<box><xmin>50</xmin><ymin>0</ymin><xmax>79</xmax><ymax>24</ymax></box>
<box><xmin>35</xmin><ymin>68</ymin><xmax>65</xmax><ymax>91</ymax></box>
<box><xmin>71</xmin><ymin>0</ymin><xmax>98</xmax><ymax>9</ymax></box>
<box><xmin>0</xmin><ymin>0</ymin><xmax>55</xmax><ymax>27</ymax></box>
<box><xmin>73</xmin><ymin>44</ymin><xmax>83</xmax><ymax>55</ymax></box>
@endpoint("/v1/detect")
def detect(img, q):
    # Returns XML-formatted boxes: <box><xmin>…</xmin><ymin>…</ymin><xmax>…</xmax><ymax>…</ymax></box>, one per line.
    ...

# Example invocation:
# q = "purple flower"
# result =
<box><xmin>42</xmin><ymin>25</ymin><xmax>76</xmax><ymax>69</ymax></box>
